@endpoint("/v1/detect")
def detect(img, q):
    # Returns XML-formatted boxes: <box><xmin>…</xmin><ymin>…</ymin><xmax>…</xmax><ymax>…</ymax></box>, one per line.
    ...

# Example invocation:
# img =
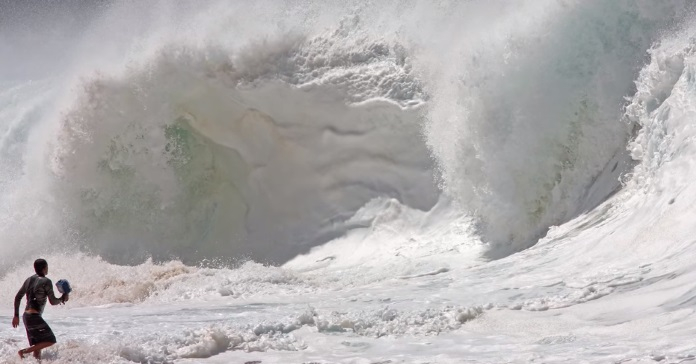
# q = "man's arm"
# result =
<box><xmin>13</xmin><ymin>278</ymin><xmax>28</xmax><ymax>318</ymax></box>
<box><xmin>44</xmin><ymin>279</ymin><xmax>66</xmax><ymax>305</ymax></box>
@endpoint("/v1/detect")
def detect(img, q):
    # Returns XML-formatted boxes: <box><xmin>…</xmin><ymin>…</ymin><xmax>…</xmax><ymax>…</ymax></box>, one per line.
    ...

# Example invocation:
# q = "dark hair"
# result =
<box><xmin>34</xmin><ymin>259</ymin><xmax>48</xmax><ymax>276</ymax></box>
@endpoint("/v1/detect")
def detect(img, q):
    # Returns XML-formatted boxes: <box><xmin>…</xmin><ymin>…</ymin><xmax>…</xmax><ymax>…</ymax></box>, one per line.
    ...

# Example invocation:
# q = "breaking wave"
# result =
<box><xmin>0</xmin><ymin>0</ymin><xmax>694</xmax><ymax>267</ymax></box>
<box><xmin>4</xmin><ymin>2</ymin><xmax>696</xmax><ymax>362</ymax></box>
<box><xmin>424</xmin><ymin>0</ymin><xmax>693</xmax><ymax>256</ymax></box>
<box><xmin>49</xmin><ymin>28</ymin><xmax>438</xmax><ymax>264</ymax></box>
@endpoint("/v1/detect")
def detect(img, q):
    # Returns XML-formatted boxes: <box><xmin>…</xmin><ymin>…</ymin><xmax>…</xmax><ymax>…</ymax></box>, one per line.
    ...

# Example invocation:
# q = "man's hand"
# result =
<box><xmin>61</xmin><ymin>293</ymin><xmax>69</xmax><ymax>303</ymax></box>
<box><xmin>12</xmin><ymin>316</ymin><xmax>19</xmax><ymax>328</ymax></box>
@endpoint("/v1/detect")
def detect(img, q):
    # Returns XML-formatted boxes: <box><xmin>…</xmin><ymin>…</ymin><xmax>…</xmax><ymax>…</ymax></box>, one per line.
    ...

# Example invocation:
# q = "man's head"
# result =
<box><xmin>34</xmin><ymin>259</ymin><xmax>48</xmax><ymax>276</ymax></box>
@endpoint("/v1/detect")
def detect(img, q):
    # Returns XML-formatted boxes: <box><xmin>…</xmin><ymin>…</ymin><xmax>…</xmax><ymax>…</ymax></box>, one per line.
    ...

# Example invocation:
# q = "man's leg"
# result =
<box><xmin>18</xmin><ymin>342</ymin><xmax>53</xmax><ymax>359</ymax></box>
<box><xmin>21</xmin><ymin>313</ymin><xmax>57</xmax><ymax>360</ymax></box>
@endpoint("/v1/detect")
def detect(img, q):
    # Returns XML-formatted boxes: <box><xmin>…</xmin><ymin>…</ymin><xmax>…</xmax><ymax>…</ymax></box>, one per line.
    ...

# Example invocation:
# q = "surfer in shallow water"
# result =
<box><xmin>12</xmin><ymin>259</ymin><xmax>69</xmax><ymax>360</ymax></box>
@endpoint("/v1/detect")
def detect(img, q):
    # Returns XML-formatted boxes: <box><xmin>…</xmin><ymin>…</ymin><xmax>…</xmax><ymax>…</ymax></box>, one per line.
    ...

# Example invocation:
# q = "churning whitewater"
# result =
<box><xmin>2</xmin><ymin>0</ymin><xmax>696</xmax><ymax>363</ymax></box>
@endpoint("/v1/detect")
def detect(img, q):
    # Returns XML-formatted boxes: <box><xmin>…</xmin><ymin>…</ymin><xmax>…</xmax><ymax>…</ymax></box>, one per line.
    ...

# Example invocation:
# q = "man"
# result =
<box><xmin>12</xmin><ymin>258</ymin><xmax>69</xmax><ymax>360</ymax></box>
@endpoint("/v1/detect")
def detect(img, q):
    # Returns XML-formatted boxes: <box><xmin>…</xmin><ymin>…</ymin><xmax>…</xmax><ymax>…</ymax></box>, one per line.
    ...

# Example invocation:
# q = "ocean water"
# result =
<box><xmin>2</xmin><ymin>0</ymin><xmax>696</xmax><ymax>362</ymax></box>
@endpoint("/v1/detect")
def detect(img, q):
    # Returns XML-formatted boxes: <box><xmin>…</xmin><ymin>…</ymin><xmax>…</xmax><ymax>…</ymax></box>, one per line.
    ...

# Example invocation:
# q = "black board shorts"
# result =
<box><xmin>22</xmin><ymin>312</ymin><xmax>56</xmax><ymax>346</ymax></box>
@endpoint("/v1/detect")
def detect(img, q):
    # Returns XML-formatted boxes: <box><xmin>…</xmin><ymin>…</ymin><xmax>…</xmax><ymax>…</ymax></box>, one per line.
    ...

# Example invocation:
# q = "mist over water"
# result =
<box><xmin>4</xmin><ymin>1</ymin><xmax>696</xmax><ymax>363</ymax></box>
<box><xmin>0</xmin><ymin>0</ymin><xmax>693</xmax><ymax>265</ymax></box>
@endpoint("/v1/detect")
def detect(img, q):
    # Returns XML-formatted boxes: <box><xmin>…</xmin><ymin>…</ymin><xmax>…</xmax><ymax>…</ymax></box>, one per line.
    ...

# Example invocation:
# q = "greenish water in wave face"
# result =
<box><xmin>78</xmin><ymin>116</ymin><xmax>251</xmax><ymax>263</ymax></box>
